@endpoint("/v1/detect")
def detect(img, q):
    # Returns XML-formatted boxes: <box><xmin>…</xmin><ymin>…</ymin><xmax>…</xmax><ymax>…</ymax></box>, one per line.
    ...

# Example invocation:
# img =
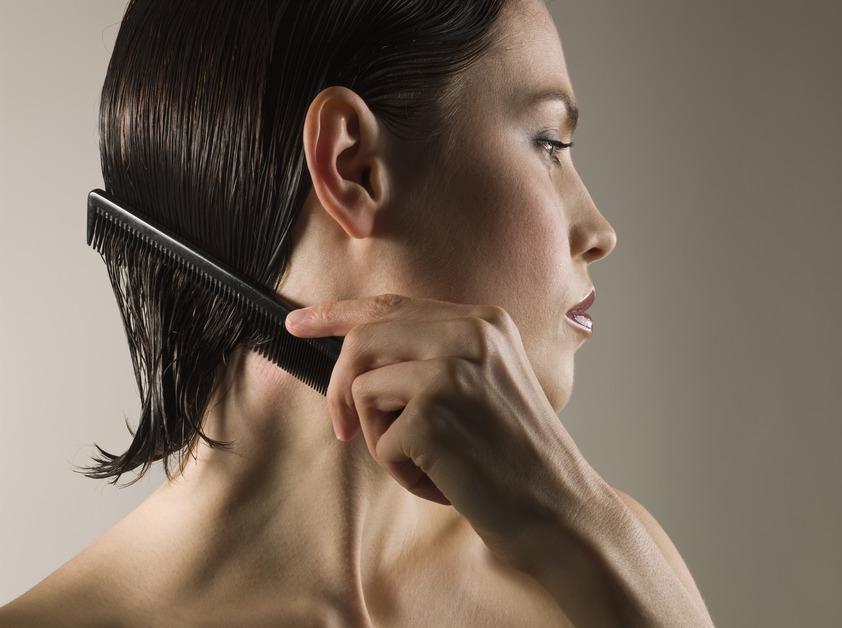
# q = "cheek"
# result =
<box><xmin>408</xmin><ymin>149</ymin><xmax>577</xmax><ymax>411</ymax></box>
<box><xmin>474</xmin><ymin>165</ymin><xmax>570</xmax><ymax>314</ymax></box>
<box><xmin>407</xmin><ymin>137</ymin><xmax>569</xmax><ymax>323</ymax></box>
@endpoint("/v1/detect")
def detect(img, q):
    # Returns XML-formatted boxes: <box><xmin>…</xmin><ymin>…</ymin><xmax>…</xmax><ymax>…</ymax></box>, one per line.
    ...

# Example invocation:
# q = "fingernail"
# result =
<box><xmin>286</xmin><ymin>308</ymin><xmax>308</xmax><ymax>327</ymax></box>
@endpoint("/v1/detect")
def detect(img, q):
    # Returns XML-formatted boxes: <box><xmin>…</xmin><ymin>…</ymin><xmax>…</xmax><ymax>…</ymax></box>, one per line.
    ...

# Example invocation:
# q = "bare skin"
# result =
<box><xmin>0</xmin><ymin>1</ymin><xmax>712</xmax><ymax>625</ymax></box>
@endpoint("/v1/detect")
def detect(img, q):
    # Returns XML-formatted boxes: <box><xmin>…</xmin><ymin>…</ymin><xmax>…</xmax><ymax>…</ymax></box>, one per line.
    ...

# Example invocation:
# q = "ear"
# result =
<box><xmin>302</xmin><ymin>85</ymin><xmax>390</xmax><ymax>239</ymax></box>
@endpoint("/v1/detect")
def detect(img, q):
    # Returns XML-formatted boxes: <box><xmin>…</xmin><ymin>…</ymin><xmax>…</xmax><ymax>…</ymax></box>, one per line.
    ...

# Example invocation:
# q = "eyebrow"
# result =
<box><xmin>524</xmin><ymin>88</ymin><xmax>580</xmax><ymax>134</ymax></box>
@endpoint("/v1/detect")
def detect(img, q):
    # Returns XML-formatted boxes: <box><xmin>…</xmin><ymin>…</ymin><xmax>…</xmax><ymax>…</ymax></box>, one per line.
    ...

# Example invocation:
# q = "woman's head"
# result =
<box><xmin>81</xmin><ymin>0</ymin><xmax>615</xmax><ymax>486</ymax></box>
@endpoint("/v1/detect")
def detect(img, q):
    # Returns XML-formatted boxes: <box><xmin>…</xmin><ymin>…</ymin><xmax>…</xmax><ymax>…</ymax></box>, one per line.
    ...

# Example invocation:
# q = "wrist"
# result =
<box><xmin>509</xmin><ymin>471</ymin><xmax>629</xmax><ymax>582</ymax></box>
<box><xmin>510</xmin><ymin>481</ymin><xmax>642</xmax><ymax>625</ymax></box>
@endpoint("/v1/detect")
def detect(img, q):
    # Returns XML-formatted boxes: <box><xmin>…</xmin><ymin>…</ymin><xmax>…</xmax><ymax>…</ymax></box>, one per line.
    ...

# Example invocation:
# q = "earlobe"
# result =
<box><xmin>301</xmin><ymin>86</ymin><xmax>388</xmax><ymax>240</ymax></box>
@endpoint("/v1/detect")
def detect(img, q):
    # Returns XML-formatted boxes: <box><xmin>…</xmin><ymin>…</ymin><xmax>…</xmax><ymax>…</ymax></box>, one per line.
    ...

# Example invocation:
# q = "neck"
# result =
<box><xmin>118</xmin><ymin>344</ymin><xmax>456</xmax><ymax>614</ymax></box>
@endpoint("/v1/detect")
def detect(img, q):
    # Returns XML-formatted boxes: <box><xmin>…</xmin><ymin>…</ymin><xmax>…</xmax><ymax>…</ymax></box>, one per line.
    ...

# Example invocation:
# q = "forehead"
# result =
<box><xmin>465</xmin><ymin>0</ymin><xmax>576</xmax><ymax>116</ymax></box>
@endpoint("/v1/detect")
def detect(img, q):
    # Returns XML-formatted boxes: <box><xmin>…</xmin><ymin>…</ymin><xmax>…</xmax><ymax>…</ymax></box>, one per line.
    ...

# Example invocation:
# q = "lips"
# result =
<box><xmin>565</xmin><ymin>287</ymin><xmax>595</xmax><ymax>335</ymax></box>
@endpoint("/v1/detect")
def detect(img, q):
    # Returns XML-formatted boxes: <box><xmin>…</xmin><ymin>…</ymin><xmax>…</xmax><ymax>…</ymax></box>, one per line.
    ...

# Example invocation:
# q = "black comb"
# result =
<box><xmin>86</xmin><ymin>188</ymin><xmax>343</xmax><ymax>395</ymax></box>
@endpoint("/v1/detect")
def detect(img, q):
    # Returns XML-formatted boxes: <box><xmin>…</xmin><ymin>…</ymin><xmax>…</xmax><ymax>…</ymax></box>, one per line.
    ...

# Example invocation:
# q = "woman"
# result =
<box><xmin>1</xmin><ymin>0</ymin><xmax>714</xmax><ymax>625</ymax></box>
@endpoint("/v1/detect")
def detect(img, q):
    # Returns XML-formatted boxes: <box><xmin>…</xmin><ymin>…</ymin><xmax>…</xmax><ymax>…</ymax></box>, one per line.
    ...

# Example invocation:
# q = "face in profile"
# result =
<box><xmin>278</xmin><ymin>0</ymin><xmax>617</xmax><ymax>421</ymax></box>
<box><xmin>381</xmin><ymin>0</ymin><xmax>618</xmax><ymax>413</ymax></box>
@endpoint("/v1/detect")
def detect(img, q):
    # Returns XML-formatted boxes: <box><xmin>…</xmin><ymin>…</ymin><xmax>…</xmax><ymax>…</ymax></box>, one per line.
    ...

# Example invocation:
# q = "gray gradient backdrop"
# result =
<box><xmin>1</xmin><ymin>1</ymin><xmax>840</xmax><ymax>626</ymax></box>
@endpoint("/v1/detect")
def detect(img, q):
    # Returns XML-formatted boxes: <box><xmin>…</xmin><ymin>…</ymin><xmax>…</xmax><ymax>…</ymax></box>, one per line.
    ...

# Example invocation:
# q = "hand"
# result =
<box><xmin>284</xmin><ymin>292</ymin><xmax>604</xmax><ymax>558</ymax></box>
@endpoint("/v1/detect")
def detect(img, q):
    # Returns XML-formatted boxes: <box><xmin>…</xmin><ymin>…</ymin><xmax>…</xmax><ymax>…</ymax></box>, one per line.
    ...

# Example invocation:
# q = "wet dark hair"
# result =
<box><xmin>76</xmin><ymin>0</ymin><xmax>508</xmax><ymax>486</ymax></box>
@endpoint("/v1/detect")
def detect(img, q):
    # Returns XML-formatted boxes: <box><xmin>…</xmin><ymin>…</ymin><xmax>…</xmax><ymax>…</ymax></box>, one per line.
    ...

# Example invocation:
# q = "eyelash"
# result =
<box><xmin>537</xmin><ymin>138</ymin><xmax>574</xmax><ymax>167</ymax></box>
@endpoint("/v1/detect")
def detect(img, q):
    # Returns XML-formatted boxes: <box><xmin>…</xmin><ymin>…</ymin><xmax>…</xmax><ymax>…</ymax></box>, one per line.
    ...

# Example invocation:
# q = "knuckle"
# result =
<box><xmin>369</xmin><ymin>293</ymin><xmax>403</xmax><ymax>317</ymax></box>
<box><xmin>471</xmin><ymin>315</ymin><xmax>496</xmax><ymax>340</ymax></box>
<box><xmin>484</xmin><ymin>304</ymin><xmax>512</xmax><ymax>329</ymax></box>
<box><xmin>308</xmin><ymin>311</ymin><xmax>331</xmax><ymax>329</ymax></box>
<box><xmin>469</xmin><ymin>316</ymin><xmax>497</xmax><ymax>362</ymax></box>
<box><xmin>310</xmin><ymin>301</ymin><xmax>335</xmax><ymax>324</ymax></box>
<box><xmin>350</xmin><ymin>373</ymin><xmax>369</xmax><ymax>404</ymax></box>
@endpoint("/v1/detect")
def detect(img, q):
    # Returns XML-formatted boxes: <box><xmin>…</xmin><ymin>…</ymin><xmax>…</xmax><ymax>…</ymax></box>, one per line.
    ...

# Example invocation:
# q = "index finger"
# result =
<box><xmin>284</xmin><ymin>292</ymin><xmax>489</xmax><ymax>337</ymax></box>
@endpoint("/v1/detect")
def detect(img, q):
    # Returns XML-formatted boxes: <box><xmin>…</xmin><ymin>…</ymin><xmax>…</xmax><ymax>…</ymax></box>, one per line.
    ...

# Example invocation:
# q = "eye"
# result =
<box><xmin>537</xmin><ymin>138</ymin><xmax>574</xmax><ymax>167</ymax></box>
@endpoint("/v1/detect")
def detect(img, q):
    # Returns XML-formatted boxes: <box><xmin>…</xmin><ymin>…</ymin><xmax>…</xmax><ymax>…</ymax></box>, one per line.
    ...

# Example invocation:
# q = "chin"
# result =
<box><xmin>546</xmin><ymin>354</ymin><xmax>575</xmax><ymax>415</ymax></box>
<box><xmin>527</xmin><ymin>333</ymin><xmax>575</xmax><ymax>413</ymax></box>
<box><xmin>553</xmin><ymin>388</ymin><xmax>573</xmax><ymax>415</ymax></box>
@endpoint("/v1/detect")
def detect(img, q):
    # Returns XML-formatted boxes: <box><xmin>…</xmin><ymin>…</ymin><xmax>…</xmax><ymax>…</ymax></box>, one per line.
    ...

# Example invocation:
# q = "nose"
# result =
<box><xmin>568</xmin><ymin>184</ymin><xmax>617</xmax><ymax>263</ymax></box>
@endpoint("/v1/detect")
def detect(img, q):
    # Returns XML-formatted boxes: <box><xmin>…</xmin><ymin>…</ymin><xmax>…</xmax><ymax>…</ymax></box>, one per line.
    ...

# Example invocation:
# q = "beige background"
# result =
<box><xmin>2</xmin><ymin>1</ymin><xmax>840</xmax><ymax>625</ymax></box>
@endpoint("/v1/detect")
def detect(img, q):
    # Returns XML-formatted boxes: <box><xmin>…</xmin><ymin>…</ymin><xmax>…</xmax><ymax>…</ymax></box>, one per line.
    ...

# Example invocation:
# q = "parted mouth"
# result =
<box><xmin>565</xmin><ymin>287</ymin><xmax>595</xmax><ymax>336</ymax></box>
<box><xmin>566</xmin><ymin>287</ymin><xmax>595</xmax><ymax>316</ymax></box>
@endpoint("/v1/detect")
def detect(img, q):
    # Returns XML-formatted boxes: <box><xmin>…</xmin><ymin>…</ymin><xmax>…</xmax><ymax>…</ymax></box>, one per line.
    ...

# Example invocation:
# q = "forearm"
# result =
<box><xmin>516</xmin><ymin>480</ymin><xmax>715</xmax><ymax>628</ymax></box>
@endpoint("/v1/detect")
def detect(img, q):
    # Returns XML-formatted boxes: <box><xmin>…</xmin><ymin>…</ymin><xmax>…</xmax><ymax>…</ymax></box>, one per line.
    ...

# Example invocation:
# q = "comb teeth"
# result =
<box><xmin>86</xmin><ymin>188</ymin><xmax>342</xmax><ymax>396</ymax></box>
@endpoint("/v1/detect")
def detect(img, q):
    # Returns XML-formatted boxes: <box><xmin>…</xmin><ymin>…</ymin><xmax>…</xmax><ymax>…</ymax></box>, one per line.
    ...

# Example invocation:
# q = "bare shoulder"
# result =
<box><xmin>1</xmin><ymin>586</ymin><xmax>77</xmax><ymax>628</ymax></box>
<box><xmin>0</xmin><ymin>601</ymin><xmax>70</xmax><ymax>628</ymax></box>
<box><xmin>0</xmin><ymin>552</ymin><xmax>116</xmax><ymax>628</ymax></box>
<box><xmin>611</xmin><ymin>486</ymin><xmax>711</xmax><ymax>617</ymax></box>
